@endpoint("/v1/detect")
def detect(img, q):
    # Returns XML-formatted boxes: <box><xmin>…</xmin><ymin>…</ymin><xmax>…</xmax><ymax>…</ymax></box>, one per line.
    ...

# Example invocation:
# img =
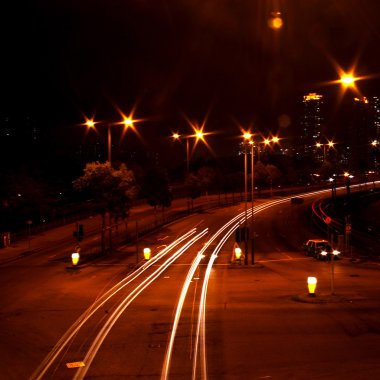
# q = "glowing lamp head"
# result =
<box><xmin>71</xmin><ymin>252</ymin><xmax>80</xmax><ymax>266</ymax></box>
<box><xmin>143</xmin><ymin>247</ymin><xmax>151</xmax><ymax>260</ymax></box>
<box><xmin>340</xmin><ymin>74</ymin><xmax>356</xmax><ymax>86</ymax></box>
<box><xmin>85</xmin><ymin>119</ymin><xmax>95</xmax><ymax>128</ymax></box>
<box><xmin>123</xmin><ymin>117</ymin><xmax>134</xmax><ymax>127</ymax></box>
<box><xmin>172</xmin><ymin>133</ymin><xmax>180</xmax><ymax>140</ymax></box>
<box><xmin>307</xmin><ymin>277</ymin><xmax>317</xmax><ymax>296</ymax></box>
<box><xmin>243</xmin><ymin>132</ymin><xmax>252</xmax><ymax>140</ymax></box>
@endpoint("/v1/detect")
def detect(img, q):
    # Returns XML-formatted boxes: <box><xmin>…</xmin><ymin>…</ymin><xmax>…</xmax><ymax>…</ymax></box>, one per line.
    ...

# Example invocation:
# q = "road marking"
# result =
<box><xmin>66</xmin><ymin>362</ymin><xmax>85</xmax><ymax>369</ymax></box>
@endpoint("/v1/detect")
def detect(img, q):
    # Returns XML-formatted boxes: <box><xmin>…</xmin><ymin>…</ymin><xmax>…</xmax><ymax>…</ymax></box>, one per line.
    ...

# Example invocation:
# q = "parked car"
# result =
<box><xmin>303</xmin><ymin>239</ymin><xmax>333</xmax><ymax>260</ymax></box>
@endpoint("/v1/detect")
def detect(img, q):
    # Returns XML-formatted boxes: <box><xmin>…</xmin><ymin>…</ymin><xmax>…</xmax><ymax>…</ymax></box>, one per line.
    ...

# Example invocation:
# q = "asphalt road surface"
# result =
<box><xmin>1</xmin><ymin>188</ymin><xmax>380</xmax><ymax>380</ymax></box>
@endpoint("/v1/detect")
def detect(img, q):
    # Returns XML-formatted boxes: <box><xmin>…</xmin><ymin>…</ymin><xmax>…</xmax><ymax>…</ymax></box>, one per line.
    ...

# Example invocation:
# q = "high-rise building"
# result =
<box><xmin>345</xmin><ymin>96</ymin><xmax>378</xmax><ymax>172</ymax></box>
<box><xmin>300</xmin><ymin>93</ymin><xmax>324</xmax><ymax>157</ymax></box>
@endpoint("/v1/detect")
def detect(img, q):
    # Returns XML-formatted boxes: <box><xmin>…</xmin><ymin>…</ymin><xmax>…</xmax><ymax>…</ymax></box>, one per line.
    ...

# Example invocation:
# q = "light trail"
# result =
<box><xmin>30</xmin><ymin>228</ymin><xmax>198</xmax><ymax>380</ymax></box>
<box><xmin>33</xmin><ymin>181</ymin><xmax>379</xmax><ymax>380</ymax></box>
<box><xmin>189</xmin><ymin>185</ymin><xmax>368</xmax><ymax>380</ymax></box>
<box><xmin>73</xmin><ymin>228</ymin><xmax>209</xmax><ymax>380</ymax></box>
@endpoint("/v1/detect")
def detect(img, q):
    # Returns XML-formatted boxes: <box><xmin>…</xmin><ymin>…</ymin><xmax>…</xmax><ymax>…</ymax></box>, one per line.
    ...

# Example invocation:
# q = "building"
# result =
<box><xmin>300</xmin><ymin>93</ymin><xmax>324</xmax><ymax>157</ymax></box>
<box><xmin>345</xmin><ymin>96</ymin><xmax>379</xmax><ymax>172</ymax></box>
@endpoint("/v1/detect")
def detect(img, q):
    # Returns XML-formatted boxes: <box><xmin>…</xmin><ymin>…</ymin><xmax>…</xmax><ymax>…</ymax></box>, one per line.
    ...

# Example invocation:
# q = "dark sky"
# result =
<box><xmin>3</xmin><ymin>0</ymin><xmax>380</xmax><ymax>151</ymax></box>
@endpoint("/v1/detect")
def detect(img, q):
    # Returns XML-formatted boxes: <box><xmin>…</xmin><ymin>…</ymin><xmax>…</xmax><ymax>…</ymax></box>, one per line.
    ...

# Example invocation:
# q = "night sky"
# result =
<box><xmin>3</xmin><ymin>0</ymin><xmax>380</xmax><ymax>156</ymax></box>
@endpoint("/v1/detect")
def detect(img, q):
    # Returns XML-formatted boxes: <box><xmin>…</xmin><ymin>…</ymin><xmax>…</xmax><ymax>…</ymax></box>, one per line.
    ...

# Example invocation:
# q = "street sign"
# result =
<box><xmin>345</xmin><ymin>224</ymin><xmax>352</xmax><ymax>233</ymax></box>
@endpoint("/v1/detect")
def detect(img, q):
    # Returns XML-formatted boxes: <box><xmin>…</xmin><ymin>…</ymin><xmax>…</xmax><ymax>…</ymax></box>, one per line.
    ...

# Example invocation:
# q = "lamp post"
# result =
<box><xmin>243</xmin><ymin>132</ymin><xmax>251</xmax><ymax>265</ymax></box>
<box><xmin>241</xmin><ymin>132</ymin><xmax>280</xmax><ymax>265</ymax></box>
<box><xmin>316</xmin><ymin>140</ymin><xmax>335</xmax><ymax>162</ymax></box>
<box><xmin>329</xmin><ymin>177</ymin><xmax>337</xmax><ymax>200</ymax></box>
<box><xmin>172</xmin><ymin>126</ymin><xmax>207</xmax><ymax>173</ymax></box>
<box><xmin>321</xmin><ymin>249</ymin><xmax>340</xmax><ymax>295</ymax></box>
<box><xmin>84</xmin><ymin>115</ymin><xmax>136</xmax><ymax>165</ymax></box>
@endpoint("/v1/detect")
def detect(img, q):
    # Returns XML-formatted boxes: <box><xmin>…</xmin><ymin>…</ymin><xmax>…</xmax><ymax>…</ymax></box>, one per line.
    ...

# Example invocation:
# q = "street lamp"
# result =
<box><xmin>321</xmin><ymin>249</ymin><xmax>340</xmax><ymax>295</ymax></box>
<box><xmin>315</xmin><ymin>140</ymin><xmax>335</xmax><ymax>162</ymax></box>
<box><xmin>241</xmin><ymin>132</ymin><xmax>280</xmax><ymax>265</ymax></box>
<box><xmin>172</xmin><ymin>125</ymin><xmax>208</xmax><ymax>173</ymax></box>
<box><xmin>242</xmin><ymin>132</ymin><xmax>251</xmax><ymax>265</ymax></box>
<box><xmin>329</xmin><ymin>177</ymin><xmax>337</xmax><ymax>200</ymax></box>
<box><xmin>344</xmin><ymin>171</ymin><xmax>353</xmax><ymax>194</ymax></box>
<box><xmin>84</xmin><ymin>113</ymin><xmax>137</xmax><ymax>165</ymax></box>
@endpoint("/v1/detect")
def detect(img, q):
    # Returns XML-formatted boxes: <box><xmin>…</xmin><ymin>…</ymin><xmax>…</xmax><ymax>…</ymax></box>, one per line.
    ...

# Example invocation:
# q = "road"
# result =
<box><xmin>1</xmin><ymin>187</ymin><xmax>380</xmax><ymax>379</ymax></box>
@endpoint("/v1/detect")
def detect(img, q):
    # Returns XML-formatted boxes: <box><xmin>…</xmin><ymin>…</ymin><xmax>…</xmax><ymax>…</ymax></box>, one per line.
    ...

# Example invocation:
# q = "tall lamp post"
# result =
<box><xmin>172</xmin><ymin>127</ymin><xmax>207</xmax><ymax>173</ymax></box>
<box><xmin>242</xmin><ymin>132</ymin><xmax>251</xmax><ymax>265</ymax></box>
<box><xmin>316</xmin><ymin>140</ymin><xmax>335</xmax><ymax>162</ymax></box>
<box><xmin>241</xmin><ymin>132</ymin><xmax>280</xmax><ymax>265</ymax></box>
<box><xmin>84</xmin><ymin>115</ymin><xmax>136</xmax><ymax>165</ymax></box>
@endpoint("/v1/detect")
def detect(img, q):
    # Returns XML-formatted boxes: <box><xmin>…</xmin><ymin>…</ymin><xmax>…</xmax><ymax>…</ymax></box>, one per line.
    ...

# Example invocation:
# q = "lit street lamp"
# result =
<box><xmin>321</xmin><ymin>249</ymin><xmax>340</xmax><ymax>295</ymax></box>
<box><xmin>84</xmin><ymin>114</ymin><xmax>137</xmax><ymax>165</ymax></box>
<box><xmin>316</xmin><ymin>140</ymin><xmax>335</xmax><ymax>162</ymax></box>
<box><xmin>241</xmin><ymin>131</ymin><xmax>280</xmax><ymax>265</ymax></box>
<box><xmin>172</xmin><ymin>124</ymin><xmax>208</xmax><ymax>173</ymax></box>
<box><xmin>329</xmin><ymin>176</ymin><xmax>337</xmax><ymax>200</ymax></box>
<box><xmin>344</xmin><ymin>171</ymin><xmax>353</xmax><ymax>194</ymax></box>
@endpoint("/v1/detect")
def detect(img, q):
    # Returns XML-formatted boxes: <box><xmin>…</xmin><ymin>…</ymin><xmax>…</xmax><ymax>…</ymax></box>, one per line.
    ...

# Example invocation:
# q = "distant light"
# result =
<box><xmin>268</xmin><ymin>12</ymin><xmax>283</xmax><ymax>30</ymax></box>
<box><xmin>271</xmin><ymin>136</ymin><xmax>279</xmax><ymax>144</ymax></box>
<box><xmin>243</xmin><ymin>132</ymin><xmax>252</xmax><ymax>140</ymax></box>
<box><xmin>172</xmin><ymin>133</ymin><xmax>180</xmax><ymax>140</ymax></box>
<box><xmin>304</xmin><ymin>93</ymin><xmax>323</xmax><ymax>102</ymax></box>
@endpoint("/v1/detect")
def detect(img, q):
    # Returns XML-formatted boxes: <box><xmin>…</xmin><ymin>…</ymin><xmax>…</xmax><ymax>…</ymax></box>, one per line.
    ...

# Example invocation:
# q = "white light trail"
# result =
<box><xmin>31</xmin><ymin>228</ymin><xmax>198</xmax><ymax>380</ymax></box>
<box><xmin>74</xmin><ymin>228</ymin><xmax>209</xmax><ymax>380</ymax></box>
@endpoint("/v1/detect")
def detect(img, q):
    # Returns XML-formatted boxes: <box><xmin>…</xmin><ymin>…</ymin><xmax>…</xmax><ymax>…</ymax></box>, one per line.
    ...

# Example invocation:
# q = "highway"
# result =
<box><xmin>1</xmin><ymin>186</ymin><xmax>380</xmax><ymax>379</ymax></box>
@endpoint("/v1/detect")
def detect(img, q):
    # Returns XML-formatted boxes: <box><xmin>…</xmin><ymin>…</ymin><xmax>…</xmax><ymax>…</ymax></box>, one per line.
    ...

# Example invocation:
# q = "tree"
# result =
<box><xmin>266</xmin><ymin>164</ymin><xmax>283</xmax><ymax>196</ymax></box>
<box><xmin>141</xmin><ymin>166</ymin><xmax>172</xmax><ymax>223</ymax></box>
<box><xmin>73</xmin><ymin>162</ymin><xmax>137</xmax><ymax>253</ymax></box>
<box><xmin>197</xmin><ymin>166</ymin><xmax>217</xmax><ymax>195</ymax></box>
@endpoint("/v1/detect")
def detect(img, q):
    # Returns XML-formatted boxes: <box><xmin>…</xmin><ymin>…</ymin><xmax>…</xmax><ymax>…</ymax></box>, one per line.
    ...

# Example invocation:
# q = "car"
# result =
<box><xmin>303</xmin><ymin>239</ymin><xmax>333</xmax><ymax>260</ymax></box>
<box><xmin>291</xmin><ymin>197</ymin><xmax>304</xmax><ymax>204</ymax></box>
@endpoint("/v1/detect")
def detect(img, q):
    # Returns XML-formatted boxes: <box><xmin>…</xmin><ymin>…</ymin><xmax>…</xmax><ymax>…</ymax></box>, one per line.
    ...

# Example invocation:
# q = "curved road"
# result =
<box><xmin>1</xmin><ymin>187</ymin><xmax>380</xmax><ymax>379</ymax></box>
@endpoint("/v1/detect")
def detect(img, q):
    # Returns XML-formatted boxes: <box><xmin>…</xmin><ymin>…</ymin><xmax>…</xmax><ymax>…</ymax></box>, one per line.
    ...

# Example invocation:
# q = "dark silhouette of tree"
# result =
<box><xmin>73</xmin><ymin>162</ymin><xmax>137</xmax><ymax>253</ymax></box>
<box><xmin>141</xmin><ymin>166</ymin><xmax>172</xmax><ymax>223</ymax></box>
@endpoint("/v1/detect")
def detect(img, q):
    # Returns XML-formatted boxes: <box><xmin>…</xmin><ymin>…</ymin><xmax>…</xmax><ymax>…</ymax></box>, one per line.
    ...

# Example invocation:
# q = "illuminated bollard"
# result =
<box><xmin>71</xmin><ymin>252</ymin><xmax>80</xmax><ymax>266</ymax></box>
<box><xmin>234</xmin><ymin>247</ymin><xmax>242</xmax><ymax>260</ymax></box>
<box><xmin>143</xmin><ymin>247</ymin><xmax>151</xmax><ymax>260</ymax></box>
<box><xmin>307</xmin><ymin>277</ymin><xmax>317</xmax><ymax>296</ymax></box>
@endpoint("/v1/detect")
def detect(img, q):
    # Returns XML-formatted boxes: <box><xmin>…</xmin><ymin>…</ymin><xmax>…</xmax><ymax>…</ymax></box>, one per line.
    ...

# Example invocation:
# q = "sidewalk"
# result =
<box><xmin>0</xmin><ymin>193</ymin><xmax>243</xmax><ymax>265</ymax></box>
